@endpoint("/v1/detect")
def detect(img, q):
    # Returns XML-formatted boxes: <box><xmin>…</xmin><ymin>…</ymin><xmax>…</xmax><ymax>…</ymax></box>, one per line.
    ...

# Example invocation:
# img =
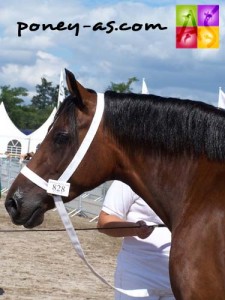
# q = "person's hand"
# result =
<box><xmin>136</xmin><ymin>220</ymin><xmax>154</xmax><ymax>239</ymax></box>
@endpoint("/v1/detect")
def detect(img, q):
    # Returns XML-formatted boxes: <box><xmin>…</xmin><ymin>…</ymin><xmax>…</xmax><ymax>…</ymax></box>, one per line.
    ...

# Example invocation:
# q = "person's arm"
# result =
<box><xmin>97</xmin><ymin>211</ymin><xmax>154</xmax><ymax>239</ymax></box>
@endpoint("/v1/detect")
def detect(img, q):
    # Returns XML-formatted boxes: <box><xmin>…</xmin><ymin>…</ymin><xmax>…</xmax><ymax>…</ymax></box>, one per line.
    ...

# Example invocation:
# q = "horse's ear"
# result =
<box><xmin>65</xmin><ymin>69</ymin><xmax>90</xmax><ymax>110</ymax></box>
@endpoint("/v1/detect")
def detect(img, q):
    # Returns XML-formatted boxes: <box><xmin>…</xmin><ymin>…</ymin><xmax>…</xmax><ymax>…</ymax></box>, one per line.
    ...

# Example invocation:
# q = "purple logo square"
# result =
<box><xmin>198</xmin><ymin>5</ymin><xmax>219</xmax><ymax>26</ymax></box>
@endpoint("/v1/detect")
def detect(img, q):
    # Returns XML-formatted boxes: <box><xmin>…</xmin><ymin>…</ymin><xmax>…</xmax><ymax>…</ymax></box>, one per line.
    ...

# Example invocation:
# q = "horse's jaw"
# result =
<box><xmin>21</xmin><ymin>207</ymin><xmax>45</xmax><ymax>229</ymax></box>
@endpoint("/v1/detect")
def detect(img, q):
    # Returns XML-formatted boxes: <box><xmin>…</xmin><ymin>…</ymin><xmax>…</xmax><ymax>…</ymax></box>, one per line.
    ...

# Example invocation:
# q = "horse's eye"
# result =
<box><xmin>54</xmin><ymin>132</ymin><xmax>70</xmax><ymax>145</ymax></box>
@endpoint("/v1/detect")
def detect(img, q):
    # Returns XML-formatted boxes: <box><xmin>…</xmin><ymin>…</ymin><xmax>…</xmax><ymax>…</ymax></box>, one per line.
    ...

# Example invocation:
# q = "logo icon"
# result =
<box><xmin>176</xmin><ymin>5</ymin><xmax>219</xmax><ymax>49</ymax></box>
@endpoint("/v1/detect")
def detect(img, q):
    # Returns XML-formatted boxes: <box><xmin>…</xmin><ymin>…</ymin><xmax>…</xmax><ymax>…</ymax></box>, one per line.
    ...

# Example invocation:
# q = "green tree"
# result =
<box><xmin>107</xmin><ymin>77</ymin><xmax>139</xmax><ymax>93</ymax></box>
<box><xmin>31</xmin><ymin>78</ymin><xmax>58</xmax><ymax>109</ymax></box>
<box><xmin>15</xmin><ymin>105</ymin><xmax>53</xmax><ymax>130</ymax></box>
<box><xmin>0</xmin><ymin>85</ymin><xmax>28</xmax><ymax>124</ymax></box>
<box><xmin>0</xmin><ymin>79</ymin><xmax>69</xmax><ymax>131</ymax></box>
<box><xmin>0</xmin><ymin>85</ymin><xmax>27</xmax><ymax>111</ymax></box>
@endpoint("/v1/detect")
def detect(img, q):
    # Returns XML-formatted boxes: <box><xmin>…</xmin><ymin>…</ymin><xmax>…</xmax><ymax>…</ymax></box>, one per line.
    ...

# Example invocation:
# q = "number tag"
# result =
<box><xmin>47</xmin><ymin>179</ymin><xmax>70</xmax><ymax>197</ymax></box>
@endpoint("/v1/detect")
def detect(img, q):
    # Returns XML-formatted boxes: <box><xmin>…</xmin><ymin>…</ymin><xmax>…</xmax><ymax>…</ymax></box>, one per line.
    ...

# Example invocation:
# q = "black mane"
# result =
<box><xmin>104</xmin><ymin>91</ymin><xmax>225</xmax><ymax>161</ymax></box>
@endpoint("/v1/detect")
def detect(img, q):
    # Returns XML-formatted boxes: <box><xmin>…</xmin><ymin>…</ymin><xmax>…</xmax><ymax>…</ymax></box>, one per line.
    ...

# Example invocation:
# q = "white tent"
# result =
<box><xmin>27</xmin><ymin>107</ymin><xmax>57</xmax><ymax>153</ymax></box>
<box><xmin>0</xmin><ymin>70</ymin><xmax>63</xmax><ymax>156</ymax></box>
<box><xmin>0</xmin><ymin>102</ymin><xmax>29</xmax><ymax>155</ymax></box>
<box><xmin>0</xmin><ymin>102</ymin><xmax>57</xmax><ymax>155</ymax></box>
<box><xmin>218</xmin><ymin>87</ymin><xmax>225</xmax><ymax>108</ymax></box>
<box><xmin>142</xmin><ymin>78</ymin><xmax>149</xmax><ymax>94</ymax></box>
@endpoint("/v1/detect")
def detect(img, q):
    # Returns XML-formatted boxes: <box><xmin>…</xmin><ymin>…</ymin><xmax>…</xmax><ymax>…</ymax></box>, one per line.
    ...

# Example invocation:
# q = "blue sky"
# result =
<box><xmin>0</xmin><ymin>0</ymin><xmax>224</xmax><ymax>105</ymax></box>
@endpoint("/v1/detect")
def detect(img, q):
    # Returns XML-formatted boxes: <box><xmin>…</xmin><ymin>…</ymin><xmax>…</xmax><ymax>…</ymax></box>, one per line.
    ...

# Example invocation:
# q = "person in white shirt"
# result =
<box><xmin>98</xmin><ymin>180</ymin><xmax>174</xmax><ymax>300</ymax></box>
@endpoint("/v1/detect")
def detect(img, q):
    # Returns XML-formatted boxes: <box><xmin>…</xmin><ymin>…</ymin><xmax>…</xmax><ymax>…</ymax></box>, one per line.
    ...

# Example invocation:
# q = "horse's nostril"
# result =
<box><xmin>11</xmin><ymin>198</ymin><xmax>19</xmax><ymax>210</ymax></box>
<box><xmin>5</xmin><ymin>198</ymin><xmax>21</xmax><ymax>218</ymax></box>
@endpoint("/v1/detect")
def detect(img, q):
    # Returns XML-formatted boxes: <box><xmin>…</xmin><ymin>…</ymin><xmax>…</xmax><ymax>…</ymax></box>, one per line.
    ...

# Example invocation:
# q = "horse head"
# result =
<box><xmin>5</xmin><ymin>69</ymin><xmax>116</xmax><ymax>228</ymax></box>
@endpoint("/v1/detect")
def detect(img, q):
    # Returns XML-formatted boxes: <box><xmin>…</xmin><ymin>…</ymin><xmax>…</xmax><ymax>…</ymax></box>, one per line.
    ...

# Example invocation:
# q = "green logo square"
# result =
<box><xmin>176</xmin><ymin>5</ymin><xmax>197</xmax><ymax>27</ymax></box>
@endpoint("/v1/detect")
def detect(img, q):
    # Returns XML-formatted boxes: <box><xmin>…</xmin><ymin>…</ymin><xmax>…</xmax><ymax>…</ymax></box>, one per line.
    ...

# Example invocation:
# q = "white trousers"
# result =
<box><xmin>114</xmin><ymin>249</ymin><xmax>175</xmax><ymax>300</ymax></box>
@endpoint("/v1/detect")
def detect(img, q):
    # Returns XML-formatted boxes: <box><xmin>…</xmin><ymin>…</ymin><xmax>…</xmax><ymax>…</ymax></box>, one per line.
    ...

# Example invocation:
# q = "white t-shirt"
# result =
<box><xmin>102</xmin><ymin>181</ymin><xmax>171</xmax><ymax>253</ymax></box>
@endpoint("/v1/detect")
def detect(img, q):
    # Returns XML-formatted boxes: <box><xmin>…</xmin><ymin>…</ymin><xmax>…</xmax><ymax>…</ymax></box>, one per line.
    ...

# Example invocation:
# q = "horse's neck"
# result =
<box><xmin>118</xmin><ymin>154</ymin><xmax>200</xmax><ymax>230</ymax></box>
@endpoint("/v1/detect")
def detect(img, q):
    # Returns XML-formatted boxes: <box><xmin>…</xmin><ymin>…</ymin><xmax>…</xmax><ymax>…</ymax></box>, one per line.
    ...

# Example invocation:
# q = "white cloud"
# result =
<box><xmin>1</xmin><ymin>51</ymin><xmax>68</xmax><ymax>87</ymax></box>
<box><xmin>0</xmin><ymin>0</ymin><xmax>224</xmax><ymax>105</ymax></box>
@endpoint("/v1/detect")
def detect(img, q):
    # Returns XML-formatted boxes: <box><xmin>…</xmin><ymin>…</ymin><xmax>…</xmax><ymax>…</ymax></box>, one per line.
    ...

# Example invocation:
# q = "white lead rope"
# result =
<box><xmin>53</xmin><ymin>195</ymin><xmax>151</xmax><ymax>297</ymax></box>
<box><xmin>20</xmin><ymin>93</ymin><xmax>169</xmax><ymax>297</ymax></box>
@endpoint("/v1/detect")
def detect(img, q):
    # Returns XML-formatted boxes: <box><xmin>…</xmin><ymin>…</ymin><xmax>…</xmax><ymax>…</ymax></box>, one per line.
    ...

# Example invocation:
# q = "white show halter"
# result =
<box><xmin>20</xmin><ymin>93</ymin><xmax>171</xmax><ymax>298</ymax></box>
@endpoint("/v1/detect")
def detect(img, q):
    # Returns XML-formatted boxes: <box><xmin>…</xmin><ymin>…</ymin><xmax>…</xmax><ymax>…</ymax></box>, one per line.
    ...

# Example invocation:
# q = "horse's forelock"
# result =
<box><xmin>49</xmin><ymin>95</ymin><xmax>78</xmax><ymax>142</ymax></box>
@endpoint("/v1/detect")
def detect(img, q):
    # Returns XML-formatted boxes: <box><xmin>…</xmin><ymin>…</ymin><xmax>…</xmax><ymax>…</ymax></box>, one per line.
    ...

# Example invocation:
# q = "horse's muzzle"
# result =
<box><xmin>5</xmin><ymin>189</ymin><xmax>45</xmax><ymax>228</ymax></box>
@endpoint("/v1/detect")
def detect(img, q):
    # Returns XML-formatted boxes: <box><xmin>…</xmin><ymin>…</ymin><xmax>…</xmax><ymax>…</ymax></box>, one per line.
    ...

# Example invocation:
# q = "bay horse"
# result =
<box><xmin>5</xmin><ymin>69</ymin><xmax>225</xmax><ymax>299</ymax></box>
